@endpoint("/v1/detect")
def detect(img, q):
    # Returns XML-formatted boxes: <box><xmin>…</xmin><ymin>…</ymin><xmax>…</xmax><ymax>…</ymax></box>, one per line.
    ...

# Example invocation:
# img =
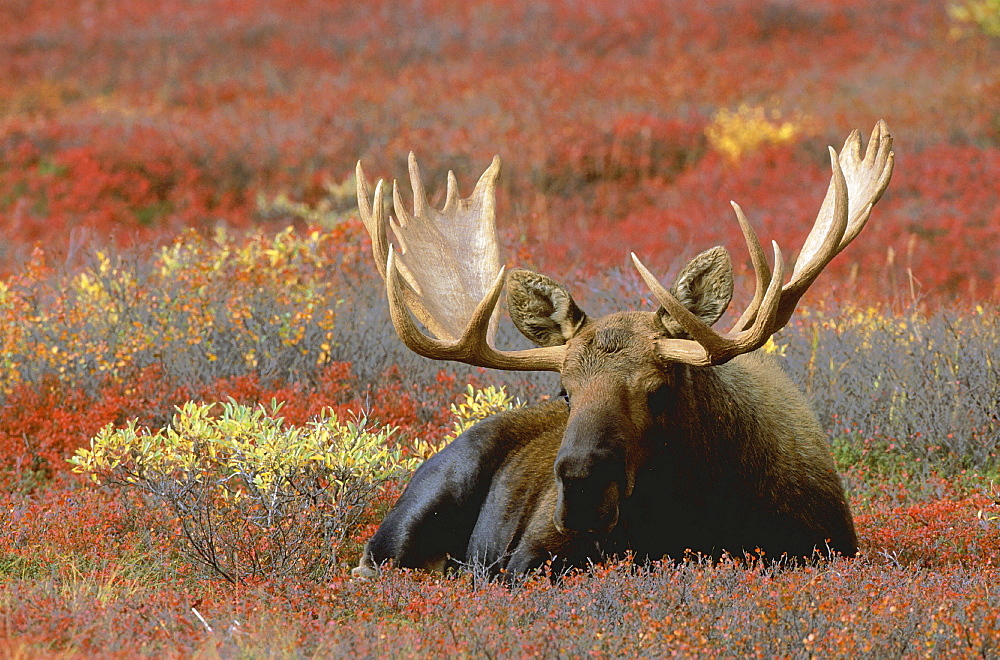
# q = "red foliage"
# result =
<box><xmin>0</xmin><ymin>360</ymin><xmax>470</xmax><ymax>489</ymax></box>
<box><xmin>2</xmin><ymin>484</ymin><xmax>1000</xmax><ymax>655</ymax></box>
<box><xmin>0</xmin><ymin>378</ymin><xmax>120</xmax><ymax>487</ymax></box>
<box><xmin>541</xmin><ymin>140</ymin><xmax>1000</xmax><ymax>302</ymax></box>
<box><xmin>858</xmin><ymin>494</ymin><xmax>1000</xmax><ymax>568</ymax></box>
<box><xmin>0</xmin><ymin>0</ymin><xmax>996</xmax><ymax>301</ymax></box>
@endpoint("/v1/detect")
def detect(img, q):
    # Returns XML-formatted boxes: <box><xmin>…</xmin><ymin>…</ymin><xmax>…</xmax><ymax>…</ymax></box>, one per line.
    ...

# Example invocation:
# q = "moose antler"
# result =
<box><xmin>356</xmin><ymin>153</ymin><xmax>565</xmax><ymax>371</ymax></box>
<box><xmin>633</xmin><ymin>120</ymin><xmax>894</xmax><ymax>366</ymax></box>
<box><xmin>359</xmin><ymin>122</ymin><xmax>892</xmax><ymax>372</ymax></box>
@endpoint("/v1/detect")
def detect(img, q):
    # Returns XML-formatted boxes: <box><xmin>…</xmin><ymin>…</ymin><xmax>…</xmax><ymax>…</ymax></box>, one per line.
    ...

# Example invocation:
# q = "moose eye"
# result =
<box><xmin>558</xmin><ymin>389</ymin><xmax>571</xmax><ymax>407</ymax></box>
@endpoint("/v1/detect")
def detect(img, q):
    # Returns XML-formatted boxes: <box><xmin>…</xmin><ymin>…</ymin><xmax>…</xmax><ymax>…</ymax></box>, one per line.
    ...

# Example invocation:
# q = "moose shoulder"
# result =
<box><xmin>354</xmin><ymin>122</ymin><xmax>894</xmax><ymax>577</ymax></box>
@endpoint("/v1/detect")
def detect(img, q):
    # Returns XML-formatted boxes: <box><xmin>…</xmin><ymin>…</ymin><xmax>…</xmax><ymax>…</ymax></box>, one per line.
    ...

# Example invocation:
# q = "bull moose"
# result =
<box><xmin>352</xmin><ymin>121</ymin><xmax>894</xmax><ymax>577</ymax></box>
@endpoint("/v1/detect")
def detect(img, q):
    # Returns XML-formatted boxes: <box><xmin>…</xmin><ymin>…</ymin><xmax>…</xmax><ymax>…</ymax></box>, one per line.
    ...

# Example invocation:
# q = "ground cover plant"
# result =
<box><xmin>1</xmin><ymin>0</ymin><xmax>999</xmax><ymax>655</ymax></box>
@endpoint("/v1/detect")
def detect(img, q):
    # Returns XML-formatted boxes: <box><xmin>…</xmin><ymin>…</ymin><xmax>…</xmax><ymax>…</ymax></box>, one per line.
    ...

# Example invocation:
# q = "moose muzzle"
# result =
<box><xmin>553</xmin><ymin>403</ymin><xmax>634</xmax><ymax>535</ymax></box>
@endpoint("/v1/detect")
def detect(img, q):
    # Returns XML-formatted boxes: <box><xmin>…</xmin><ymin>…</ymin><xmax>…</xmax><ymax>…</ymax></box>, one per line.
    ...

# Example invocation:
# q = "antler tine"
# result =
<box><xmin>442</xmin><ymin>170</ymin><xmax>460</xmax><ymax>213</ymax></box>
<box><xmin>391</xmin><ymin>178</ymin><xmax>414</xmax><ymax>229</ymax></box>
<box><xmin>407</xmin><ymin>151</ymin><xmax>430</xmax><ymax>218</ymax></box>
<box><xmin>356</xmin><ymin>161</ymin><xmax>388</xmax><ymax>279</ymax></box>
<box><xmin>633</xmin><ymin>241</ymin><xmax>785</xmax><ymax>366</ymax></box>
<box><xmin>470</xmin><ymin>155</ymin><xmax>501</xmax><ymax>218</ymax></box>
<box><xmin>730</xmin><ymin>201</ymin><xmax>771</xmax><ymax>333</ymax></box>
<box><xmin>737</xmin><ymin>241</ymin><xmax>785</xmax><ymax>349</ymax></box>
<box><xmin>386</xmin><ymin>249</ymin><xmax>565</xmax><ymax>371</ymax></box>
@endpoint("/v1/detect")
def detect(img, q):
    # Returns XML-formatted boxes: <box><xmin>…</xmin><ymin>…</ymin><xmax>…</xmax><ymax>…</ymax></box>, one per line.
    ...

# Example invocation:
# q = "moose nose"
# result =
<box><xmin>554</xmin><ymin>450</ymin><xmax>625</xmax><ymax>534</ymax></box>
<box><xmin>555</xmin><ymin>474</ymin><xmax>621</xmax><ymax>534</ymax></box>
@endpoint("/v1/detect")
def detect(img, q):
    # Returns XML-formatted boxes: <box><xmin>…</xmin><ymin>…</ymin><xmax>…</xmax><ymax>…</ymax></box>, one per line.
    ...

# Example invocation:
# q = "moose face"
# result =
<box><xmin>552</xmin><ymin>314</ymin><xmax>667</xmax><ymax>533</ymax></box>
<box><xmin>507</xmin><ymin>248</ymin><xmax>735</xmax><ymax>535</ymax></box>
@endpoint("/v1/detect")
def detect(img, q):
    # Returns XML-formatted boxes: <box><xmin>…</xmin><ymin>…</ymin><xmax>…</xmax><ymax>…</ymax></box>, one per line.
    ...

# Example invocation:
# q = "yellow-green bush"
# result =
<box><xmin>255</xmin><ymin>171</ymin><xmax>358</xmax><ymax>227</ymax></box>
<box><xmin>705</xmin><ymin>103</ymin><xmax>812</xmax><ymax>161</ymax></box>
<box><xmin>447</xmin><ymin>384</ymin><xmax>523</xmax><ymax>440</ymax></box>
<box><xmin>948</xmin><ymin>0</ymin><xmax>1000</xmax><ymax>38</ymax></box>
<box><xmin>1</xmin><ymin>226</ymin><xmax>345</xmax><ymax>398</ymax></box>
<box><xmin>70</xmin><ymin>400</ymin><xmax>416</xmax><ymax>582</ymax></box>
<box><xmin>411</xmin><ymin>385</ymin><xmax>523</xmax><ymax>461</ymax></box>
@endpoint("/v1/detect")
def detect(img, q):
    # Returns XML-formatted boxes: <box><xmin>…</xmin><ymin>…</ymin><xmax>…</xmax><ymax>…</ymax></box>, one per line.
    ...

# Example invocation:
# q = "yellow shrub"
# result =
<box><xmin>70</xmin><ymin>400</ymin><xmax>415</xmax><ymax>581</ymax></box>
<box><xmin>948</xmin><ymin>0</ymin><xmax>1000</xmax><ymax>38</ymax></box>
<box><xmin>448</xmin><ymin>384</ymin><xmax>523</xmax><ymax>439</ymax></box>
<box><xmin>255</xmin><ymin>172</ymin><xmax>357</xmax><ymax>228</ymax></box>
<box><xmin>410</xmin><ymin>385</ymin><xmax>523</xmax><ymax>461</ymax></box>
<box><xmin>705</xmin><ymin>104</ymin><xmax>811</xmax><ymax>161</ymax></box>
<box><xmin>761</xmin><ymin>336</ymin><xmax>787</xmax><ymax>357</ymax></box>
<box><xmin>1</xmin><ymin>226</ymin><xmax>342</xmax><ymax>396</ymax></box>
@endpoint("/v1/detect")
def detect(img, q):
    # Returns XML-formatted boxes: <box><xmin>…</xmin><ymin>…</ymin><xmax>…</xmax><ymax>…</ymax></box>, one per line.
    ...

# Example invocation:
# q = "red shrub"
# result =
<box><xmin>0</xmin><ymin>0</ymin><xmax>995</xmax><ymax>301</ymax></box>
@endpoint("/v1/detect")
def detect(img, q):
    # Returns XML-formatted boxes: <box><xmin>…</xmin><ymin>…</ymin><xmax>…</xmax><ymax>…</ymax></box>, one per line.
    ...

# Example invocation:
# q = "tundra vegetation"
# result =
<box><xmin>1</xmin><ymin>0</ymin><xmax>999</xmax><ymax>656</ymax></box>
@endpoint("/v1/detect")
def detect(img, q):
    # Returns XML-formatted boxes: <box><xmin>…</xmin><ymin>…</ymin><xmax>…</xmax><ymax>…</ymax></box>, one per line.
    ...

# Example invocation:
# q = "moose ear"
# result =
<box><xmin>657</xmin><ymin>246</ymin><xmax>734</xmax><ymax>337</ymax></box>
<box><xmin>507</xmin><ymin>269</ymin><xmax>588</xmax><ymax>347</ymax></box>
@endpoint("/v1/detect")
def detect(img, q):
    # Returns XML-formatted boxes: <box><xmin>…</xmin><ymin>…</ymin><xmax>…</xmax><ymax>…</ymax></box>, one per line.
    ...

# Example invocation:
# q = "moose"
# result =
<box><xmin>352</xmin><ymin>122</ymin><xmax>894</xmax><ymax>577</ymax></box>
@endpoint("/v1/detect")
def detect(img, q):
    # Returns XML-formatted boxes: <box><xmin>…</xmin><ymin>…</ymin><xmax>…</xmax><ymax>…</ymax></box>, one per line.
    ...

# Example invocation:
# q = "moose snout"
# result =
<box><xmin>555</xmin><ymin>474</ymin><xmax>621</xmax><ymax>534</ymax></box>
<box><xmin>554</xmin><ymin>451</ymin><xmax>626</xmax><ymax>535</ymax></box>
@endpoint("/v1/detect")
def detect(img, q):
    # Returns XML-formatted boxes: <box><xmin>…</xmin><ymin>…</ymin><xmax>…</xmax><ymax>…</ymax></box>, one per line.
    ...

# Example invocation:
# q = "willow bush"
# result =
<box><xmin>70</xmin><ymin>400</ymin><xmax>414</xmax><ymax>582</ymax></box>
